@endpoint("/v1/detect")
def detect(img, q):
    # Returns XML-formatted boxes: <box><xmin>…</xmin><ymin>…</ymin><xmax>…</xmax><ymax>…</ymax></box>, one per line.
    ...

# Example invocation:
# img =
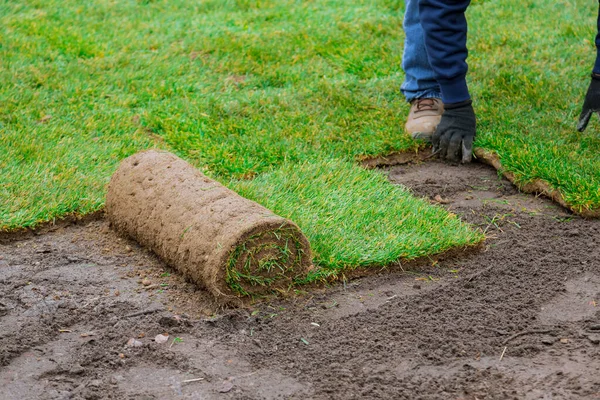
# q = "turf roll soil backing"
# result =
<box><xmin>105</xmin><ymin>150</ymin><xmax>312</xmax><ymax>298</ymax></box>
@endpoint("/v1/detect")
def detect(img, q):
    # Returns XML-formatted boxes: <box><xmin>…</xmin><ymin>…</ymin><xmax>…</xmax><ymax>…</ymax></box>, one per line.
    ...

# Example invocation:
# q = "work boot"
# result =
<box><xmin>405</xmin><ymin>97</ymin><xmax>444</xmax><ymax>142</ymax></box>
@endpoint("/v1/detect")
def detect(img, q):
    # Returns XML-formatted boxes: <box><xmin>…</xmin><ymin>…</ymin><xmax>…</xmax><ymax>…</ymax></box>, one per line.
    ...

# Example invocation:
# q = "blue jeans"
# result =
<box><xmin>401</xmin><ymin>0</ymin><xmax>441</xmax><ymax>102</ymax></box>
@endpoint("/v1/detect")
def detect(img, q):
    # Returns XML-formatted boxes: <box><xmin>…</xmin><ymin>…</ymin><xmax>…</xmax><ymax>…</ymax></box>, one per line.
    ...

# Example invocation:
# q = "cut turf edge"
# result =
<box><xmin>0</xmin><ymin>211</ymin><xmax>104</xmax><ymax>241</ymax></box>
<box><xmin>474</xmin><ymin>148</ymin><xmax>600</xmax><ymax>218</ymax></box>
<box><xmin>358</xmin><ymin>147</ymin><xmax>433</xmax><ymax>169</ymax></box>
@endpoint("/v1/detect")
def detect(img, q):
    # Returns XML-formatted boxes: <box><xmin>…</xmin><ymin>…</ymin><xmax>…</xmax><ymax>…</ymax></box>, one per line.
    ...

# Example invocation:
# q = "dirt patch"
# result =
<box><xmin>106</xmin><ymin>150</ymin><xmax>312</xmax><ymax>299</ymax></box>
<box><xmin>1</xmin><ymin>160</ymin><xmax>599</xmax><ymax>399</ymax></box>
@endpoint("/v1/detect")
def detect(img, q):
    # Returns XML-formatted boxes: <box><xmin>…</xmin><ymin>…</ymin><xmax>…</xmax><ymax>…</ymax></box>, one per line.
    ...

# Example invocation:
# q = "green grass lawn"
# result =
<box><xmin>1</xmin><ymin>0</ymin><xmax>598</xmax><ymax>278</ymax></box>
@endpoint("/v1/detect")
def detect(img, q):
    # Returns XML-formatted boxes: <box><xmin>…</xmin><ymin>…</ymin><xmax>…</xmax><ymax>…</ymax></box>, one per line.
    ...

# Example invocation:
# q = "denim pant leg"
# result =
<box><xmin>401</xmin><ymin>0</ymin><xmax>441</xmax><ymax>102</ymax></box>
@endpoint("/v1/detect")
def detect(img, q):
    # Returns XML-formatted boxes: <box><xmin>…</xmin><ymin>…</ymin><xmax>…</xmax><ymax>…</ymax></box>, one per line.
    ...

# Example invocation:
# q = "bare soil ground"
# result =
<box><xmin>1</xmin><ymin>160</ymin><xmax>600</xmax><ymax>400</ymax></box>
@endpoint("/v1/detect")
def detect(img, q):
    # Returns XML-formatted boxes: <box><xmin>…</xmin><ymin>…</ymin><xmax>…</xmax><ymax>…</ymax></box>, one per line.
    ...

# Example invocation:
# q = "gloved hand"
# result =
<box><xmin>577</xmin><ymin>74</ymin><xmax>600</xmax><ymax>132</ymax></box>
<box><xmin>433</xmin><ymin>99</ymin><xmax>476</xmax><ymax>163</ymax></box>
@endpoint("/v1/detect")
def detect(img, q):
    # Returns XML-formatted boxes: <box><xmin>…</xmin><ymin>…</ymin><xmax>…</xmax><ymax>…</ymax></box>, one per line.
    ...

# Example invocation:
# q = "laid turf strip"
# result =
<box><xmin>468</xmin><ymin>0</ymin><xmax>600</xmax><ymax>215</ymax></box>
<box><xmin>232</xmin><ymin>158</ymin><xmax>481</xmax><ymax>281</ymax></box>
<box><xmin>106</xmin><ymin>151</ymin><xmax>312</xmax><ymax>298</ymax></box>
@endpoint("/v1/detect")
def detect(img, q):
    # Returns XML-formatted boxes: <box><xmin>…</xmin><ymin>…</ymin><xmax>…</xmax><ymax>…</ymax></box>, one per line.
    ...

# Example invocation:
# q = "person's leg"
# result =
<box><xmin>401</xmin><ymin>0</ymin><xmax>443</xmax><ymax>141</ymax></box>
<box><xmin>401</xmin><ymin>0</ymin><xmax>440</xmax><ymax>101</ymax></box>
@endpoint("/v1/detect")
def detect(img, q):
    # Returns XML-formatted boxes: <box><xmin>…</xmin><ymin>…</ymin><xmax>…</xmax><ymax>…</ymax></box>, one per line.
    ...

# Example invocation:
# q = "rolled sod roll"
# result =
<box><xmin>105</xmin><ymin>150</ymin><xmax>312</xmax><ymax>298</ymax></box>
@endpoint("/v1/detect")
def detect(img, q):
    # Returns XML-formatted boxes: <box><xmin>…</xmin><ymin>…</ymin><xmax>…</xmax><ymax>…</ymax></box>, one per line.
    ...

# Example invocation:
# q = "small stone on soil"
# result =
<box><xmin>126</xmin><ymin>338</ymin><xmax>143</xmax><ymax>347</ymax></box>
<box><xmin>70</xmin><ymin>364</ymin><xmax>85</xmax><ymax>375</ymax></box>
<box><xmin>433</xmin><ymin>194</ymin><xmax>452</xmax><ymax>204</ymax></box>
<box><xmin>155</xmin><ymin>333</ymin><xmax>169</xmax><ymax>344</ymax></box>
<box><xmin>142</xmin><ymin>278</ymin><xmax>152</xmax><ymax>286</ymax></box>
<box><xmin>218</xmin><ymin>380</ymin><xmax>234</xmax><ymax>393</ymax></box>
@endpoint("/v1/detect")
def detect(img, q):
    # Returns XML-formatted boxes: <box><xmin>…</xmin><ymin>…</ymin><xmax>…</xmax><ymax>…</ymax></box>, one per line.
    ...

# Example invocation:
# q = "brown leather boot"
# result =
<box><xmin>405</xmin><ymin>98</ymin><xmax>444</xmax><ymax>142</ymax></box>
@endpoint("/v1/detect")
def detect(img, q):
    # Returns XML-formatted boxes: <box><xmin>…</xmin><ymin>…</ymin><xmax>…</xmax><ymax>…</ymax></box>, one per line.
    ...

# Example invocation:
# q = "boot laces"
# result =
<box><xmin>415</xmin><ymin>98</ymin><xmax>437</xmax><ymax>112</ymax></box>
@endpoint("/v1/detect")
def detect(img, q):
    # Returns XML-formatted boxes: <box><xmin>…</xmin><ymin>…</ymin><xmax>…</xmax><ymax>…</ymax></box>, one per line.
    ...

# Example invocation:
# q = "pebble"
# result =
<box><xmin>218</xmin><ymin>380</ymin><xmax>234</xmax><ymax>393</ymax></box>
<box><xmin>541</xmin><ymin>337</ymin><xmax>555</xmax><ymax>345</ymax></box>
<box><xmin>69</xmin><ymin>364</ymin><xmax>85</xmax><ymax>375</ymax></box>
<box><xmin>126</xmin><ymin>338</ymin><xmax>143</xmax><ymax>347</ymax></box>
<box><xmin>155</xmin><ymin>334</ymin><xmax>169</xmax><ymax>344</ymax></box>
<box><xmin>142</xmin><ymin>279</ymin><xmax>152</xmax><ymax>286</ymax></box>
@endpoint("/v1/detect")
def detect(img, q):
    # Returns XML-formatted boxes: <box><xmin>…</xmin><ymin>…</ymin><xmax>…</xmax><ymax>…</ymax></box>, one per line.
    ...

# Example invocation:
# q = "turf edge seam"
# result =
<box><xmin>474</xmin><ymin>148</ymin><xmax>600</xmax><ymax>218</ymax></box>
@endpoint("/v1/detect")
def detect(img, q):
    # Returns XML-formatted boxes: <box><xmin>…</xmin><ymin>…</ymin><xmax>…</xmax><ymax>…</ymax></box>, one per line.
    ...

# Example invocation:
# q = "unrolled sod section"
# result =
<box><xmin>105</xmin><ymin>150</ymin><xmax>312</xmax><ymax>298</ymax></box>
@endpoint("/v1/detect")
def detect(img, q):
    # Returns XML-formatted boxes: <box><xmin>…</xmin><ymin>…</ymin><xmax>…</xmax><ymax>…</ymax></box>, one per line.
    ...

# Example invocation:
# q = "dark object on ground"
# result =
<box><xmin>433</xmin><ymin>99</ymin><xmax>476</xmax><ymax>163</ymax></box>
<box><xmin>577</xmin><ymin>74</ymin><xmax>600</xmax><ymax>132</ymax></box>
<box><xmin>105</xmin><ymin>150</ymin><xmax>312</xmax><ymax>299</ymax></box>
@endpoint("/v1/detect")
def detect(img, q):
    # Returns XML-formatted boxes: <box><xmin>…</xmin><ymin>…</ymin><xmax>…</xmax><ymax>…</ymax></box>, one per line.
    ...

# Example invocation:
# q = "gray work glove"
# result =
<box><xmin>577</xmin><ymin>74</ymin><xmax>600</xmax><ymax>132</ymax></box>
<box><xmin>433</xmin><ymin>99</ymin><xmax>476</xmax><ymax>163</ymax></box>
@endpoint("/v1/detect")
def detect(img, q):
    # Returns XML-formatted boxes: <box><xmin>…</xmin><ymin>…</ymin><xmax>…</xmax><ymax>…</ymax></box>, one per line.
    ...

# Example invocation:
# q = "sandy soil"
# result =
<box><xmin>1</xmin><ymin>160</ymin><xmax>599</xmax><ymax>399</ymax></box>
